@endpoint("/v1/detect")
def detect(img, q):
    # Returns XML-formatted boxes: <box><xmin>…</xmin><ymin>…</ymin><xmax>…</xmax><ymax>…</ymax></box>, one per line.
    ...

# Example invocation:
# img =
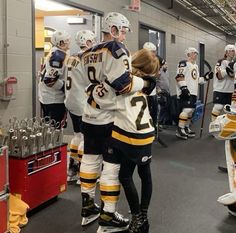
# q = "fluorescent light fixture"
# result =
<box><xmin>67</xmin><ymin>17</ymin><xmax>86</xmax><ymax>24</ymax></box>
<box><xmin>35</xmin><ymin>0</ymin><xmax>74</xmax><ymax>11</ymax></box>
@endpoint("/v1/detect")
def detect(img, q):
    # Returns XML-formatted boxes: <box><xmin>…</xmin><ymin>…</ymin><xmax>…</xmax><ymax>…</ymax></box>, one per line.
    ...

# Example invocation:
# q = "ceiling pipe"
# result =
<box><xmin>2</xmin><ymin>0</ymin><xmax>8</xmax><ymax>81</ymax></box>
<box><xmin>176</xmin><ymin>0</ymin><xmax>236</xmax><ymax>35</ymax></box>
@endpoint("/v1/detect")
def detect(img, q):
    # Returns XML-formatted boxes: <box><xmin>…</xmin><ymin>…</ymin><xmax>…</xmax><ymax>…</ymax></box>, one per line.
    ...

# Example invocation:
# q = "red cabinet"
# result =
<box><xmin>0</xmin><ymin>146</ymin><xmax>8</xmax><ymax>196</ymax></box>
<box><xmin>9</xmin><ymin>144</ymin><xmax>67</xmax><ymax>210</ymax></box>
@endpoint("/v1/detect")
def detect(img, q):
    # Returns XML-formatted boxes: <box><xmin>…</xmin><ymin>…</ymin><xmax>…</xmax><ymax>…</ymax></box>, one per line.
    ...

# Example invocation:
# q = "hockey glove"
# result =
<box><xmin>180</xmin><ymin>86</ymin><xmax>190</xmax><ymax>101</ymax></box>
<box><xmin>203</xmin><ymin>71</ymin><xmax>214</xmax><ymax>81</ymax></box>
<box><xmin>142</xmin><ymin>76</ymin><xmax>157</xmax><ymax>95</ymax></box>
<box><xmin>226</xmin><ymin>66</ymin><xmax>234</xmax><ymax>78</ymax></box>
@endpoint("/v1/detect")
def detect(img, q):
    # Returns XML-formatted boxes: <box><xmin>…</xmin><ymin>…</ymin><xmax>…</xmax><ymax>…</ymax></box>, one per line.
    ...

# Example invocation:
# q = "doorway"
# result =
<box><xmin>32</xmin><ymin>0</ymin><xmax>102</xmax><ymax>134</ymax></box>
<box><xmin>139</xmin><ymin>23</ymin><xmax>166</xmax><ymax>59</ymax></box>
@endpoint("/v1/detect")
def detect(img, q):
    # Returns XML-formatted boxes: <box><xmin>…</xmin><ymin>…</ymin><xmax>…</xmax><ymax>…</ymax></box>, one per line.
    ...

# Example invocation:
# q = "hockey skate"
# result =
<box><xmin>81</xmin><ymin>193</ymin><xmax>100</xmax><ymax>226</ymax></box>
<box><xmin>217</xmin><ymin>192</ymin><xmax>236</xmax><ymax>205</ymax></box>
<box><xmin>184</xmin><ymin>127</ymin><xmax>195</xmax><ymax>138</ymax></box>
<box><xmin>97</xmin><ymin>211</ymin><xmax>129</xmax><ymax>233</ymax></box>
<box><xmin>176</xmin><ymin>127</ymin><xmax>188</xmax><ymax>140</ymax></box>
<box><xmin>67</xmin><ymin>158</ymin><xmax>79</xmax><ymax>182</ymax></box>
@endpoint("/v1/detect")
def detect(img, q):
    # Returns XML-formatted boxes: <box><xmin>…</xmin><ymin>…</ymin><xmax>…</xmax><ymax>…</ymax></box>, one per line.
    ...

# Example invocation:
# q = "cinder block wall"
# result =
<box><xmin>0</xmin><ymin>0</ymin><xmax>231</xmax><ymax>124</ymax></box>
<box><xmin>71</xmin><ymin>0</ymin><xmax>227</xmax><ymax>98</ymax></box>
<box><xmin>0</xmin><ymin>0</ymin><xmax>32</xmax><ymax>124</ymax></box>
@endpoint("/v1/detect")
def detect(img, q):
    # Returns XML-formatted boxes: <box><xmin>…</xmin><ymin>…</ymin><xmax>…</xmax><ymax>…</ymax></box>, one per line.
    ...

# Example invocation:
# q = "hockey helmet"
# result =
<box><xmin>185</xmin><ymin>47</ymin><xmax>198</xmax><ymax>56</ymax></box>
<box><xmin>51</xmin><ymin>30</ymin><xmax>71</xmax><ymax>47</ymax></box>
<box><xmin>224</xmin><ymin>44</ymin><xmax>235</xmax><ymax>52</ymax></box>
<box><xmin>143</xmin><ymin>42</ymin><xmax>157</xmax><ymax>51</ymax></box>
<box><xmin>102</xmin><ymin>12</ymin><xmax>131</xmax><ymax>37</ymax></box>
<box><xmin>75</xmin><ymin>30</ymin><xmax>96</xmax><ymax>48</ymax></box>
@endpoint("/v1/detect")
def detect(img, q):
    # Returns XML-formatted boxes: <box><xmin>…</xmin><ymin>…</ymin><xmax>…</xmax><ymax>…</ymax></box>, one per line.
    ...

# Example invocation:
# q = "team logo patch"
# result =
<box><xmin>108</xmin><ymin>147</ymin><xmax>113</xmax><ymax>154</ymax></box>
<box><xmin>191</xmin><ymin>69</ymin><xmax>197</xmax><ymax>80</ymax></box>
<box><xmin>141</xmin><ymin>155</ymin><xmax>152</xmax><ymax>163</ymax></box>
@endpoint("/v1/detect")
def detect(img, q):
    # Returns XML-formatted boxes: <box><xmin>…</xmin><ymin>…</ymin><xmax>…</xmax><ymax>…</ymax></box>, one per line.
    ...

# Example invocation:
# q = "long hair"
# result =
<box><xmin>131</xmin><ymin>49</ymin><xmax>160</xmax><ymax>77</ymax></box>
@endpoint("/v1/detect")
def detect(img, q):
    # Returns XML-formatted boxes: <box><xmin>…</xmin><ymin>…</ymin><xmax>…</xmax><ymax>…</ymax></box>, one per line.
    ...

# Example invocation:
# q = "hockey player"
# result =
<box><xmin>38</xmin><ymin>30</ymin><xmax>70</xmax><ymax>128</ymax></box>
<box><xmin>110</xmin><ymin>49</ymin><xmax>159</xmax><ymax>233</ymax></box>
<box><xmin>209</xmin><ymin>104</ymin><xmax>236</xmax><ymax>216</ymax></box>
<box><xmin>211</xmin><ymin>44</ymin><xmax>236</xmax><ymax>122</ymax></box>
<box><xmin>79</xmin><ymin>12</ymin><xmax>154</xmax><ymax>232</ymax></box>
<box><xmin>143</xmin><ymin>42</ymin><xmax>158</xmax><ymax>134</ymax></box>
<box><xmin>64</xmin><ymin>30</ymin><xmax>96</xmax><ymax>182</ymax></box>
<box><xmin>175</xmin><ymin>47</ymin><xmax>213</xmax><ymax>139</ymax></box>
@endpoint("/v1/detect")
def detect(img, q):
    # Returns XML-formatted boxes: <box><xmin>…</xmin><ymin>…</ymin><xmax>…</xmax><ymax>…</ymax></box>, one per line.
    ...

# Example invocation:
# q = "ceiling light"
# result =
<box><xmin>35</xmin><ymin>0</ymin><xmax>74</xmax><ymax>11</ymax></box>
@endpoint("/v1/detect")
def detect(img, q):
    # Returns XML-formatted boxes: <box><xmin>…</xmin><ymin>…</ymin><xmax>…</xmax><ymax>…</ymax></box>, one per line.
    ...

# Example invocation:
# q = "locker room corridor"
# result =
<box><xmin>20</xmin><ymin>105</ymin><xmax>236</xmax><ymax>233</ymax></box>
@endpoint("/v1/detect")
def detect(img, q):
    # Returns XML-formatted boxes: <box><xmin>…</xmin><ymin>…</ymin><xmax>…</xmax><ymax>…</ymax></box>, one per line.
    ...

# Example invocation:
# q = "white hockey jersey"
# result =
<box><xmin>38</xmin><ymin>47</ymin><xmax>67</xmax><ymax>104</ymax></box>
<box><xmin>112</xmin><ymin>91</ymin><xmax>155</xmax><ymax>147</ymax></box>
<box><xmin>64</xmin><ymin>54</ymin><xmax>89</xmax><ymax>116</ymax></box>
<box><xmin>81</xmin><ymin>40</ymin><xmax>144</xmax><ymax>125</ymax></box>
<box><xmin>176</xmin><ymin>60</ymin><xmax>200</xmax><ymax>97</ymax></box>
<box><xmin>213</xmin><ymin>59</ymin><xmax>235</xmax><ymax>93</ymax></box>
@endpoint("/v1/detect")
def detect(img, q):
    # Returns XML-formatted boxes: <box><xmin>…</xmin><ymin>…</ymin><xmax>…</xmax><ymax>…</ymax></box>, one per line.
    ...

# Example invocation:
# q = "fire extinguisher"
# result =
<box><xmin>4</xmin><ymin>77</ymin><xmax>17</xmax><ymax>96</ymax></box>
<box><xmin>0</xmin><ymin>77</ymin><xmax>17</xmax><ymax>100</ymax></box>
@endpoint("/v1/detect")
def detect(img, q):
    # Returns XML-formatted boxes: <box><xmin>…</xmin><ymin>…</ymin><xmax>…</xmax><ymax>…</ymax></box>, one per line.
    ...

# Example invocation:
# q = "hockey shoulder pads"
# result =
<box><xmin>104</xmin><ymin>40</ymin><xmax>129</xmax><ymax>59</ymax></box>
<box><xmin>142</xmin><ymin>76</ymin><xmax>156</xmax><ymax>95</ymax></box>
<box><xmin>49</xmin><ymin>49</ymin><xmax>66</xmax><ymax>68</ymax></box>
<box><xmin>179</xmin><ymin>86</ymin><xmax>190</xmax><ymax>101</ymax></box>
<box><xmin>178</xmin><ymin>60</ymin><xmax>187</xmax><ymax>68</ymax></box>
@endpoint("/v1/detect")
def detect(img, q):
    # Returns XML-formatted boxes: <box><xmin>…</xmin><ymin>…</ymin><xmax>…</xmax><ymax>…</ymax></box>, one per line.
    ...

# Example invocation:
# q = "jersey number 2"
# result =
<box><xmin>131</xmin><ymin>96</ymin><xmax>153</xmax><ymax>130</ymax></box>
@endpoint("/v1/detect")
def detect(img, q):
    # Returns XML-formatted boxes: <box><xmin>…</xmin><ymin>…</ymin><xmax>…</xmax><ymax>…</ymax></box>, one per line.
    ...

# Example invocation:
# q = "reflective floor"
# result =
<box><xmin>22</xmin><ymin>107</ymin><xmax>236</xmax><ymax>233</ymax></box>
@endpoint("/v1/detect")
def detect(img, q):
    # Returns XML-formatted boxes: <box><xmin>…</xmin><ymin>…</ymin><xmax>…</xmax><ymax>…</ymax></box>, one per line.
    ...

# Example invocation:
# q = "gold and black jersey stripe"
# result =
<box><xmin>111</xmin><ymin>125</ymin><xmax>155</xmax><ymax>146</ymax></box>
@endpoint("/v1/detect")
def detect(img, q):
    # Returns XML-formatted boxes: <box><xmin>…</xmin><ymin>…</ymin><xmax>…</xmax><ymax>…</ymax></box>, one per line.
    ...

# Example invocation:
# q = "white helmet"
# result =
<box><xmin>75</xmin><ymin>30</ymin><xmax>96</xmax><ymax>48</ymax></box>
<box><xmin>143</xmin><ymin>42</ymin><xmax>157</xmax><ymax>51</ymax></box>
<box><xmin>224</xmin><ymin>44</ymin><xmax>235</xmax><ymax>52</ymax></box>
<box><xmin>185</xmin><ymin>47</ymin><xmax>198</xmax><ymax>56</ymax></box>
<box><xmin>51</xmin><ymin>30</ymin><xmax>71</xmax><ymax>47</ymax></box>
<box><xmin>102</xmin><ymin>12</ymin><xmax>130</xmax><ymax>36</ymax></box>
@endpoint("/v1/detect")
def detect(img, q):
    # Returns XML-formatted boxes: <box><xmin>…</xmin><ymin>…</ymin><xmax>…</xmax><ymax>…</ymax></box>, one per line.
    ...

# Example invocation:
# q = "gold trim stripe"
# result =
<box><xmin>112</xmin><ymin>131</ymin><xmax>154</xmax><ymax>145</ymax></box>
<box><xmin>100</xmin><ymin>184</ymin><xmax>120</xmax><ymax>192</ymax></box>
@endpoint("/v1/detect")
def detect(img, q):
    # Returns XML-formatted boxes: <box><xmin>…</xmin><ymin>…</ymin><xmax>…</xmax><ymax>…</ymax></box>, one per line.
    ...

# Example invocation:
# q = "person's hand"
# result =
<box><xmin>142</xmin><ymin>76</ymin><xmax>156</xmax><ymax>95</ymax></box>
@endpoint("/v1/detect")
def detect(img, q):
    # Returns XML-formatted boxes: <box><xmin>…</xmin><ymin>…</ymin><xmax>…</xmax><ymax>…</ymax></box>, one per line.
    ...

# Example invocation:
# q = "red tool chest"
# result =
<box><xmin>0</xmin><ymin>146</ymin><xmax>8</xmax><ymax>196</ymax></box>
<box><xmin>9</xmin><ymin>144</ymin><xmax>67</xmax><ymax>210</ymax></box>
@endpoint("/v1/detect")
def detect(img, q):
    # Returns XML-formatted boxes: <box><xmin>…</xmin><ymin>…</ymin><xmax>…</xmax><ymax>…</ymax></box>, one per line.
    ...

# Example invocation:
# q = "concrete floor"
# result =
<box><xmin>21</xmin><ymin>109</ymin><xmax>236</xmax><ymax>233</ymax></box>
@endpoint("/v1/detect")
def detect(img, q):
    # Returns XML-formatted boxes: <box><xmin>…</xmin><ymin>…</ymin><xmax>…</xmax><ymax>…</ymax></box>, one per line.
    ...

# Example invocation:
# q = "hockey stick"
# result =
<box><xmin>199</xmin><ymin>60</ymin><xmax>212</xmax><ymax>138</ymax></box>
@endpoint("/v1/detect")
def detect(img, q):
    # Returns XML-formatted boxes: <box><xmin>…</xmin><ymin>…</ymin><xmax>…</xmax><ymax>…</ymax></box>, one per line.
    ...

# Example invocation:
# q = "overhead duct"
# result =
<box><xmin>175</xmin><ymin>0</ymin><xmax>236</xmax><ymax>36</ymax></box>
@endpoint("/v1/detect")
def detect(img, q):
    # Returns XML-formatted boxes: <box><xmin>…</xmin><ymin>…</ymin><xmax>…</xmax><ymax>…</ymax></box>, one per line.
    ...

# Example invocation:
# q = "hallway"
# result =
<box><xmin>21</xmin><ymin>117</ymin><xmax>236</xmax><ymax>233</ymax></box>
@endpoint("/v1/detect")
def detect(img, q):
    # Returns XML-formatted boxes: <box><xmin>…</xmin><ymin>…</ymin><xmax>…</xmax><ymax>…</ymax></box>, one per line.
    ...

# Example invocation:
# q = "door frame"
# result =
<box><xmin>31</xmin><ymin>0</ymin><xmax>103</xmax><ymax>117</ymax></box>
<box><xmin>138</xmin><ymin>22</ymin><xmax>166</xmax><ymax>59</ymax></box>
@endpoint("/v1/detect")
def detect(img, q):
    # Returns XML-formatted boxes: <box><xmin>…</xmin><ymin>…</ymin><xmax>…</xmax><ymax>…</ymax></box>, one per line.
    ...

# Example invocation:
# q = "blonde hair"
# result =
<box><xmin>131</xmin><ymin>49</ymin><xmax>160</xmax><ymax>77</ymax></box>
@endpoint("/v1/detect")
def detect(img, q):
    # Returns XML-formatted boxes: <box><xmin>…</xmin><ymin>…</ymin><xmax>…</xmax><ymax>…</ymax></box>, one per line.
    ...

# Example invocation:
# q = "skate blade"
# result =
<box><xmin>97</xmin><ymin>225</ymin><xmax>129</xmax><ymax>233</ymax></box>
<box><xmin>218</xmin><ymin>193</ymin><xmax>236</xmax><ymax>205</ymax></box>
<box><xmin>81</xmin><ymin>213</ymin><xmax>99</xmax><ymax>226</ymax></box>
<box><xmin>228</xmin><ymin>209</ymin><xmax>236</xmax><ymax>217</ymax></box>
<box><xmin>175</xmin><ymin>134</ymin><xmax>187</xmax><ymax>140</ymax></box>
